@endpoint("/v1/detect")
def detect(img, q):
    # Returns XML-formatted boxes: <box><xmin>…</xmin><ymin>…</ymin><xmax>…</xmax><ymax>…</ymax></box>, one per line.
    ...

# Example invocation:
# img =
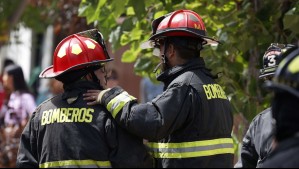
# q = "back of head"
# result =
<box><xmin>168</xmin><ymin>36</ymin><xmax>204</xmax><ymax>59</ymax></box>
<box><xmin>264</xmin><ymin>45</ymin><xmax>299</xmax><ymax>141</ymax></box>
<box><xmin>140</xmin><ymin>10</ymin><xmax>218</xmax><ymax>73</ymax></box>
<box><xmin>1</xmin><ymin>58</ymin><xmax>15</xmax><ymax>75</ymax></box>
<box><xmin>4</xmin><ymin>64</ymin><xmax>29</xmax><ymax>93</ymax></box>
<box><xmin>141</xmin><ymin>10</ymin><xmax>219</xmax><ymax>54</ymax></box>
<box><xmin>4</xmin><ymin>58</ymin><xmax>14</xmax><ymax>67</ymax></box>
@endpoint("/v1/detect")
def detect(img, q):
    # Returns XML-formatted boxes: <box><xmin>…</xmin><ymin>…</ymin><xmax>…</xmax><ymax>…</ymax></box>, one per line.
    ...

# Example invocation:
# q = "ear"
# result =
<box><xmin>167</xmin><ymin>44</ymin><xmax>176</xmax><ymax>58</ymax></box>
<box><xmin>85</xmin><ymin>73</ymin><xmax>92</xmax><ymax>81</ymax></box>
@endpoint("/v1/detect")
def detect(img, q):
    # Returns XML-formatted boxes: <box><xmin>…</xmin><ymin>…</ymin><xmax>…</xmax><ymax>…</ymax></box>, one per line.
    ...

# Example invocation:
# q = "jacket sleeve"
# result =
<box><xmin>105</xmin><ymin>117</ymin><xmax>153</xmax><ymax>168</ymax></box>
<box><xmin>16</xmin><ymin>112</ymin><xmax>39</xmax><ymax>168</ymax></box>
<box><xmin>101</xmin><ymin>83</ymin><xmax>193</xmax><ymax>140</ymax></box>
<box><xmin>234</xmin><ymin>118</ymin><xmax>259</xmax><ymax>168</ymax></box>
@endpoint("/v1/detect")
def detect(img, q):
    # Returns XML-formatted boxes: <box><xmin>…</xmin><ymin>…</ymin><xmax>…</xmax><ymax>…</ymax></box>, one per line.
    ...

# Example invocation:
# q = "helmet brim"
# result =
<box><xmin>259</xmin><ymin>72</ymin><xmax>275</xmax><ymax>79</ymax></box>
<box><xmin>141</xmin><ymin>30</ymin><xmax>219</xmax><ymax>49</ymax></box>
<box><xmin>39</xmin><ymin>58</ymin><xmax>114</xmax><ymax>79</ymax></box>
<box><xmin>140</xmin><ymin>38</ymin><xmax>219</xmax><ymax>50</ymax></box>
<box><xmin>151</xmin><ymin>29</ymin><xmax>219</xmax><ymax>45</ymax></box>
<box><xmin>39</xmin><ymin>65</ymin><xmax>59</xmax><ymax>79</ymax></box>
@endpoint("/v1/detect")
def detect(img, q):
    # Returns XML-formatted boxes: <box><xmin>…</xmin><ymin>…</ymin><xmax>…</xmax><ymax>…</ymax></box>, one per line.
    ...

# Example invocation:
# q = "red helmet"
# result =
<box><xmin>141</xmin><ymin>9</ymin><xmax>219</xmax><ymax>49</ymax></box>
<box><xmin>40</xmin><ymin>30</ymin><xmax>113</xmax><ymax>78</ymax></box>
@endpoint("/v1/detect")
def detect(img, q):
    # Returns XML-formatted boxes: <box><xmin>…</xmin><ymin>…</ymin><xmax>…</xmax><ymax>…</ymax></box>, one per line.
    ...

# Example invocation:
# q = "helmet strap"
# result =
<box><xmin>153</xmin><ymin>38</ymin><xmax>170</xmax><ymax>73</ymax></box>
<box><xmin>90</xmin><ymin>71</ymin><xmax>100</xmax><ymax>83</ymax></box>
<box><xmin>161</xmin><ymin>38</ymin><xmax>170</xmax><ymax>69</ymax></box>
<box><xmin>87</xmin><ymin>68</ymin><xmax>107</xmax><ymax>88</ymax></box>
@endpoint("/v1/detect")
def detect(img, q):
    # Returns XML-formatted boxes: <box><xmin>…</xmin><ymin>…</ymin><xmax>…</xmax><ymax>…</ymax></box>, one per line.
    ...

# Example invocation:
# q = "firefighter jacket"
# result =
<box><xmin>234</xmin><ymin>108</ymin><xmax>275</xmax><ymax>168</ymax></box>
<box><xmin>16</xmin><ymin>81</ymin><xmax>153</xmax><ymax>168</ymax></box>
<box><xmin>100</xmin><ymin>57</ymin><xmax>234</xmax><ymax>168</ymax></box>
<box><xmin>261</xmin><ymin>135</ymin><xmax>299</xmax><ymax>168</ymax></box>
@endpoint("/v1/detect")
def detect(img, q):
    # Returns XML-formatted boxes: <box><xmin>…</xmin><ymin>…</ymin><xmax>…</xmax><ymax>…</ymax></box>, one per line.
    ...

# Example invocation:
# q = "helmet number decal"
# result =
<box><xmin>267</xmin><ymin>55</ymin><xmax>276</xmax><ymax>67</ymax></box>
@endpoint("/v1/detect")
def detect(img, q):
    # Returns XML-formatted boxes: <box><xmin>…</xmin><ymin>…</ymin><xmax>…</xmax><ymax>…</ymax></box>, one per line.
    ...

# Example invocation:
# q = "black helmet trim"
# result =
<box><xmin>149</xmin><ymin>28</ymin><xmax>219</xmax><ymax>45</ymax></box>
<box><xmin>151</xmin><ymin>13</ymin><xmax>172</xmax><ymax>36</ymax></box>
<box><xmin>259</xmin><ymin>66</ymin><xmax>277</xmax><ymax>78</ymax></box>
<box><xmin>76</xmin><ymin>29</ymin><xmax>112</xmax><ymax>60</ymax></box>
<box><xmin>154</xmin><ymin>28</ymin><xmax>207</xmax><ymax>38</ymax></box>
<box><xmin>39</xmin><ymin>59</ymin><xmax>113</xmax><ymax>79</ymax></box>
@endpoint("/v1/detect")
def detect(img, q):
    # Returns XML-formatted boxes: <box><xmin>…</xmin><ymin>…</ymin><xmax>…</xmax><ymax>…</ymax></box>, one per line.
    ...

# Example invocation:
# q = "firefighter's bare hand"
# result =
<box><xmin>83</xmin><ymin>90</ymin><xmax>101</xmax><ymax>106</ymax></box>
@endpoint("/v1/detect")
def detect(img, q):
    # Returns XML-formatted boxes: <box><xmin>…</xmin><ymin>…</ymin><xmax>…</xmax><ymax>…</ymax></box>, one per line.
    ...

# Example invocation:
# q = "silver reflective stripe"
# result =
<box><xmin>147</xmin><ymin>138</ymin><xmax>234</xmax><ymax>158</ymax></box>
<box><xmin>150</xmin><ymin>142</ymin><xmax>233</xmax><ymax>153</ymax></box>
<box><xmin>39</xmin><ymin>160</ymin><xmax>112</xmax><ymax>168</ymax></box>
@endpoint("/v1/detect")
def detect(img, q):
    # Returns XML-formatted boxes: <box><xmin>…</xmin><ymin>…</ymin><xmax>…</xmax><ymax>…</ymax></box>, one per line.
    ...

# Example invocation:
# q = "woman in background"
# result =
<box><xmin>0</xmin><ymin>64</ymin><xmax>36</xmax><ymax>168</ymax></box>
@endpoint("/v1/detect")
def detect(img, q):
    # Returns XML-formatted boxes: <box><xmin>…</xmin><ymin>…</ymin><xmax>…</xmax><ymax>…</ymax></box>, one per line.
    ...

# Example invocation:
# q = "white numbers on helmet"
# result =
<box><xmin>267</xmin><ymin>55</ymin><xmax>276</xmax><ymax>67</ymax></box>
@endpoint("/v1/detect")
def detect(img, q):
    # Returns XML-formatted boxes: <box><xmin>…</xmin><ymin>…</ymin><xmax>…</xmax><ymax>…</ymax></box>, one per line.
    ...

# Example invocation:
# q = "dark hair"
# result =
<box><xmin>168</xmin><ymin>37</ymin><xmax>203</xmax><ymax>60</ymax></box>
<box><xmin>1</xmin><ymin>58</ymin><xmax>15</xmax><ymax>74</ymax></box>
<box><xmin>4</xmin><ymin>58</ymin><xmax>14</xmax><ymax>68</ymax></box>
<box><xmin>4</xmin><ymin>64</ymin><xmax>29</xmax><ymax>93</ymax></box>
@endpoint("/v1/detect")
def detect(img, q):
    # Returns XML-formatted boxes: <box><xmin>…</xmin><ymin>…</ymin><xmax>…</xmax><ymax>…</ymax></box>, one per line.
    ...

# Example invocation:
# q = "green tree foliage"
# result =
<box><xmin>0</xmin><ymin>0</ymin><xmax>90</xmax><ymax>46</ymax></box>
<box><xmin>0</xmin><ymin>0</ymin><xmax>29</xmax><ymax>44</ymax></box>
<box><xmin>79</xmin><ymin>0</ymin><xmax>299</xmax><ymax>121</ymax></box>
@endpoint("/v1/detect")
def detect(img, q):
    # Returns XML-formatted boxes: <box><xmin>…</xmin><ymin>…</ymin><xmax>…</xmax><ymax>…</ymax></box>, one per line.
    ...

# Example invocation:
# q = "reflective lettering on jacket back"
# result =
<box><xmin>203</xmin><ymin>84</ymin><xmax>228</xmax><ymax>100</ymax></box>
<box><xmin>41</xmin><ymin>108</ymin><xmax>94</xmax><ymax>125</ymax></box>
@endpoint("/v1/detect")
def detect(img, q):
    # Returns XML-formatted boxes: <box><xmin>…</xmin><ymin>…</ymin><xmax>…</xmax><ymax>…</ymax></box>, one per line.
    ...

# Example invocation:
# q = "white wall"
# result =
<box><xmin>38</xmin><ymin>26</ymin><xmax>54</xmax><ymax>94</ymax></box>
<box><xmin>0</xmin><ymin>25</ymin><xmax>54</xmax><ymax>87</ymax></box>
<box><xmin>0</xmin><ymin>25</ymin><xmax>32</xmax><ymax>82</ymax></box>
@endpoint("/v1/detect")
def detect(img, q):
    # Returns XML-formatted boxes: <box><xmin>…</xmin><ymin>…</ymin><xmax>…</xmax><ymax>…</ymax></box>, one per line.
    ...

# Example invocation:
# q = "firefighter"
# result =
<box><xmin>16</xmin><ymin>29</ymin><xmax>153</xmax><ymax>168</ymax></box>
<box><xmin>262</xmin><ymin>45</ymin><xmax>299</xmax><ymax>167</ymax></box>
<box><xmin>234</xmin><ymin>43</ymin><xmax>295</xmax><ymax>168</ymax></box>
<box><xmin>84</xmin><ymin>10</ymin><xmax>234</xmax><ymax>168</ymax></box>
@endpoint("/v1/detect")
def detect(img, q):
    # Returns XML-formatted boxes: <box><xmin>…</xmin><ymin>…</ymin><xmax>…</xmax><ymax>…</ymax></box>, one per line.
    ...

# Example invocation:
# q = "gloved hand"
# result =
<box><xmin>84</xmin><ymin>86</ymin><xmax>134</xmax><ymax>118</ymax></box>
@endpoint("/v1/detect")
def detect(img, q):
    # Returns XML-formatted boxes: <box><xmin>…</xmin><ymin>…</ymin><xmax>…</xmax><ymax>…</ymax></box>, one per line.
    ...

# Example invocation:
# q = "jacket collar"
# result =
<box><xmin>62</xmin><ymin>80</ymin><xmax>102</xmax><ymax>104</ymax></box>
<box><xmin>156</xmin><ymin>57</ymin><xmax>206</xmax><ymax>84</ymax></box>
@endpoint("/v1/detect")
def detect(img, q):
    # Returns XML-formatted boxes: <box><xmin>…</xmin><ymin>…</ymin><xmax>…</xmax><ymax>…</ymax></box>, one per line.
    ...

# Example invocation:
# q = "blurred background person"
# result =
<box><xmin>0</xmin><ymin>64</ymin><xmax>36</xmax><ymax>168</ymax></box>
<box><xmin>139</xmin><ymin>77</ymin><xmax>163</xmax><ymax>144</ymax></box>
<box><xmin>36</xmin><ymin>78</ymin><xmax>64</xmax><ymax>105</ymax></box>
<box><xmin>0</xmin><ymin>58</ymin><xmax>15</xmax><ymax>111</ymax></box>
<box><xmin>139</xmin><ymin>77</ymin><xmax>163</xmax><ymax>103</ymax></box>
<box><xmin>0</xmin><ymin>58</ymin><xmax>15</xmax><ymax>167</ymax></box>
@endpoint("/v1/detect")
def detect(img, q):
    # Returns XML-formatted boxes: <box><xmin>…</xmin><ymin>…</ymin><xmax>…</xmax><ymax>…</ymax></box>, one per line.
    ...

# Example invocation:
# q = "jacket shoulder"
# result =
<box><xmin>251</xmin><ymin>107</ymin><xmax>272</xmax><ymax>123</ymax></box>
<box><xmin>169</xmin><ymin>71</ymin><xmax>196</xmax><ymax>87</ymax></box>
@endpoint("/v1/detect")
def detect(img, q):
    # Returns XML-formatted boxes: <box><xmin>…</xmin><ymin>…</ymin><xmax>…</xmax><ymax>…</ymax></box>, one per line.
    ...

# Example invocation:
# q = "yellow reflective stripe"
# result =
<box><xmin>148</xmin><ymin>138</ymin><xmax>233</xmax><ymax>148</ymax></box>
<box><xmin>107</xmin><ymin>91</ymin><xmax>136</xmax><ymax>118</ymax></box>
<box><xmin>152</xmin><ymin>148</ymin><xmax>234</xmax><ymax>158</ymax></box>
<box><xmin>288</xmin><ymin>56</ymin><xmax>299</xmax><ymax>73</ymax></box>
<box><xmin>39</xmin><ymin>160</ymin><xmax>111</xmax><ymax>168</ymax></box>
<box><xmin>147</xmin><ymin>138</ymin><xmax>234</xmax><ymax>159</ymax></box>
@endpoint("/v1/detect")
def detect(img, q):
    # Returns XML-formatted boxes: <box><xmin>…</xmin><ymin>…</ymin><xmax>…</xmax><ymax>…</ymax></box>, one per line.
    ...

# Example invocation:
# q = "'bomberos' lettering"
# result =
<box><xmin>41</xmin><ymin>108</ymin><xmax>94</xmax><ymax>126</ymax></box>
